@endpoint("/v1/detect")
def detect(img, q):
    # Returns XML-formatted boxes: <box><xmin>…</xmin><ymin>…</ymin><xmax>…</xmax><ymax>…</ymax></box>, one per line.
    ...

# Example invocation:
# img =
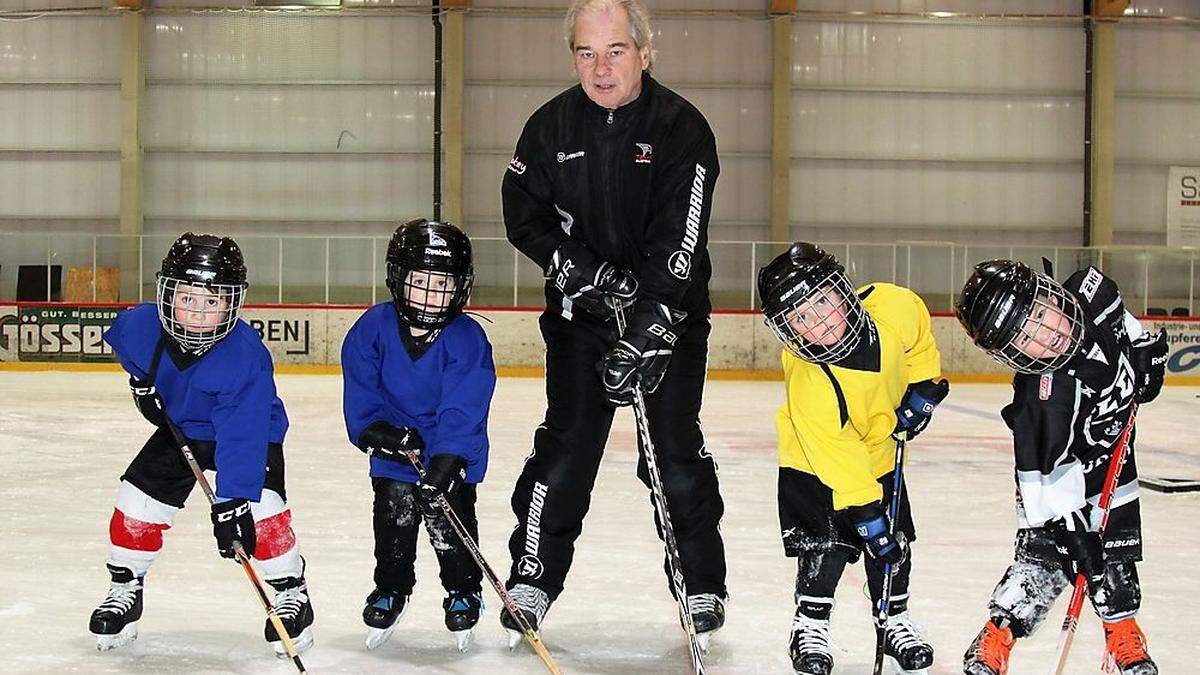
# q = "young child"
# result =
<box><xmin>956</xmin><ymin>260</ymin><xmax>1166</xmax><ymax>675</ymax></box>
<box><xmin>757</xmin><ymin>242</ymin><xmax>949</xmax><ymax>675</ymax></box>
<box><xmin>90</xmin><ymin>233</ymin><xmax>313</xmax><ymax>657</ymax></box>
<box><xmin>341</xmin><ymin>219</ymin><xmax>496</xmax><ymax>651</ymax></box>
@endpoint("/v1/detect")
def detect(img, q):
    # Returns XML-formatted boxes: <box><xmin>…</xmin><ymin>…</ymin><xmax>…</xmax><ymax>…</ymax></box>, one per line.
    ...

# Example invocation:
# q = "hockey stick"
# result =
<box><xmin>614</xmin><ymin>305</ymin><xmax>707</xmax><ymax>675</ymax></box>
<box><xmin>399</xmin><ymin>448</ymin><xmax>562</xmax><ymax>675</ymax></box>
<box><xmin>161</xmin><ymin>418</ymin><xmax>306</xmax><ymax>674</ymax></box>
<box><xmin>872</xmin><ymin>434</ymin><xmax>907</xmax><ymax>675</ymax></box>
<box><xmin>1049</xmin><ymin>403</ymin><xmax>1138</xmax><ymax>675</ymax></box>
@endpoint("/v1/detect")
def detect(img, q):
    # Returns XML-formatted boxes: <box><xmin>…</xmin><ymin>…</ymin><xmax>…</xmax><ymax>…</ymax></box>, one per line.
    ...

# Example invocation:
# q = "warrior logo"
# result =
<box><xmin>519</xmin><ymin>481</ymin><xmax>550</xmax><ymax>579</ymax></box>
<box><xmin>634</xmin><ymin>142</ymin><xmax>652</xmax><ymax>164</ymax></box>
<box><xmin>557</xmin><ymin>150</ymin><xmax>585</xmax><ymax>163</ymax></box>
<box><xmin>668</xmin><ymin>163</ymin><xmax>707</xmax><ymax>280</ymax></box>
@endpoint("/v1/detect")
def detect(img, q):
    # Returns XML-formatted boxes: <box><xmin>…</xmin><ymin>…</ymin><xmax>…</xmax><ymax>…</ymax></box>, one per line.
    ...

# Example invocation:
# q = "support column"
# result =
<box><xmin>769</xmin><ymin>1</ymin><xmax>795</xmax><ymax>243</ymax></box>
<box><xmin>1086</xmin><ymin>0</ymin><xmax>1126</xmax><ymax>246</ymax></box>
<box><xmin>442</xmin><ymin>0</ymin><xmax>467</xmax><ymax>229</ymax></box>
<box><xmin>118</xmin><ymin>7</ymin><xmax>145</xmax><ymax>301</ymax></box>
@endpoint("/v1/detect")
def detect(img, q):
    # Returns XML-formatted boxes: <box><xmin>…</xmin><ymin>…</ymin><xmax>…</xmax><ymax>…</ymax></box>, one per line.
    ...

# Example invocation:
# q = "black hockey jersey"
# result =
<box><xmin>1001</xmin><ymin>267</ymin><xmax>1145</xmax><ymax>530</ymax></box>
<box><xmin>502</xmin><ymin>72</ymin><xmax>718</xmax><ymax>322</ymax></box>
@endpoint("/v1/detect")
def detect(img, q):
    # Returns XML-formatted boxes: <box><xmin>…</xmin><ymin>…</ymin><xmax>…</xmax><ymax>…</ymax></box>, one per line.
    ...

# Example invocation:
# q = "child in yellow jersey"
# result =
<box><xmin>757</xmin><ymin>243</ymin><xmax>950</xmax><ymax>675</ymax></box>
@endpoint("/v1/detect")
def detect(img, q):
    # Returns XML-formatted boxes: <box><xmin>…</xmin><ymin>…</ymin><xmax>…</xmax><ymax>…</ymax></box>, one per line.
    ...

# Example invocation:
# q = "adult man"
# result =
<box><xmin>500</xmin><ymin>0</ymin><xmax>728</xmax><ymax>648</ymax></box>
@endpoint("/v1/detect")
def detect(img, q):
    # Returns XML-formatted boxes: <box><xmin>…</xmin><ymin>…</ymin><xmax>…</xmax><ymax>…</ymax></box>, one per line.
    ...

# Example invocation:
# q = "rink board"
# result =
<box><xmin>2</xmin><ymin>302</ymin><xmax>1199</xmax><ymax>382</ymax></box>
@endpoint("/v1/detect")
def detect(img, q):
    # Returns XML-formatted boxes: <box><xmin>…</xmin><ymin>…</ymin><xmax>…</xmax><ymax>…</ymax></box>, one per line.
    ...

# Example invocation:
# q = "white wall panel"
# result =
<box><xmin>1113</xmin><ymin>165</ymin><xmax>1167</xmax><ymax>245</ymax></box>
<box><xmin>466</xmin><ymin>16</ymin><xmax>572</xmax><ymax>83</ymax></box>
<box><xmin>789</xmin><ymin>161</ymin><xmax>1080</xmax><ymax>236</ymax></box>
<box><xmin>673</xmin><ymin>87</ymin><xmax>770</xmax><ymax>154</ymax></box>
<box><xmin>796</xmin><ymin>1</ymin><xmax>1079</xmax><ymax>13</ymax></box>
<box><xmin>651</xmin><ymin>18</ymin><xmax>771</xmax><ymax>85</ymax></box>
<box><xmin>145</xmin><ymin>155</ymin><xmax>431</xmax><ymax>220</ymax></box>
<box><xmin>1115</xmin><ymin>26</ymin><xmax>1198</xmax><ymax>94</ymax></box>
<box><xmin>146</xmin><ymin>15</ymin><xmax>431</xmax><ymax>82</ymax></box>
<box><xmin>0</xmin><ymin>87</ymin><xmax>119</xmax><ymax>149</ymax></box>
<box><xmin>472</xmin><ymin>0</ymin><xmax>765</xmax><ymax>8</ymax></box>
<box><xmin>0</xmin><ymin>16</ymin><xmax>119</xmax><ymax>81</ymax></box>
<box><xmin>465</xmin><ymin>84</ymin><xmax>568</xmax><ymax>151</ymax></box>
<box><xmin>792</xmin><ymin>91</ymin><xmax>1081</xmax><ymax>160</ymax></box>
<box><xmin>146</xmin><ymin>84</ymin><xmax>433</xmax><ymax>151</ymax></box>
<box><xmin>1125</xmin><ymin>1</ymin><xmax>1200</xmax><ymax>17</ymax></box>
<box><xmin>1116</xmin><ymin>98</ymin><xmax>1200</xmax><ymax>164</ymax></box>
<box><xmin>792</xmin><ymin>22</ymin><xmax>1082</xmax><ymax>92</ymax></box>
<box><xmin>0</xmin><ymin>157</ymin><xmax>118</xmax><ymax>217</ymax></box>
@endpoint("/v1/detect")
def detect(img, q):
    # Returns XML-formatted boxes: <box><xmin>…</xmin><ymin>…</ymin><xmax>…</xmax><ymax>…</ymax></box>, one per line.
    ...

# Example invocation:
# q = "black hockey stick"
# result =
<box><xmin>399</xmin><ymin>447</ymin><xmax>562</xmax><ymax>675</ymax></box>
<box><xmin>872</xmin><ymin>434</ymin><xmax>907</xmax><ymax>675</ymax></box>
<box><xmin>1049</xmin><ymin>403</ymin><xmax>1138</xmax><ymax>675</ymax></box>
<box><xmin>161</xmin><ymin>417</ymin><xmax>306</xmax><ymax>674</ymax></box>
<box><xmin>614</xmin><ymin>304</ymin><xmax>707</xmax><ymax>675</ymax></box>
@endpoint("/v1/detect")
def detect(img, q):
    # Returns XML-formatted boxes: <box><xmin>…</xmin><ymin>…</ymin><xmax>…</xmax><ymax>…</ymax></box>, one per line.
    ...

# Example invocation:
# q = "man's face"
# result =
<box><xmin>1013</xmin><ymin>295</ymin><xmax>1074</xmax><ymax>360</ymax></box>
<box><xmin>172</xmin><ymin>284</ymin><xmax>229</xmax><ymax>333</ymax></box>
<box><xmin>572</xmin><ymin>6</ymin><xmax>650</xmax><ymax>110</ymax></box>
<box><xmin>784</xmin><ymin>287</ymin><xmax>849</xmax><ymax>347</ymax></box>
<box><xmin>405</xmin><ymin>270</ymin><xmax>457</xmax><ymax>312</ymax></box>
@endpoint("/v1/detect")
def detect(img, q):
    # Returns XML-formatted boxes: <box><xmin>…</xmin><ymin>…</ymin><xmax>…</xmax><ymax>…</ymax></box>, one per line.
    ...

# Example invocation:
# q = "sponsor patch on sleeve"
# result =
<box><xmin>1079</xmin><ymin>267</ymin><xmax>1103</xmax><ymax>302</ymax></box>
<box><xmin>507</xmin><ymin>156</ymin><xmax>527</xmax><ymax>175</ymax></box>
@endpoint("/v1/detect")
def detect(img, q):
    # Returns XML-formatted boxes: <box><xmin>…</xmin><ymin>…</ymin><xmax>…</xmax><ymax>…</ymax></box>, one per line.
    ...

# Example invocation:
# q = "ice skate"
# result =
<box><xmin>89</xmin><ymin>564</ymin><xmax>143</xmax><ymax>652</ymax></box>
<box><xmin>788</xmin><ymin>614</ymin><xmax>833</xmax><ymax>675</ymax></box>
<box><xmin>686</xmin><ymin>592</ymin><xmax>727</xmax><ymax>653</ymax></box>
<box><xmin>500</xmin><ymin>584</ymin><xmax>550</xmax><ymax>649</ymax></box>
<box><xmin>444</xmin><ymin>590</ymin><xmax>483</xmax><ymax>652</ymax></box>
<box><xmin>265</xmin><ymin>573</ymin><xmax>314</xmax><ymax>657</ymax></box>
<box><xmin>963</xmin><ymin>619</ymin><xmax>1014</xmax><ymax>675</ymax></box>
<box><xmin>883</xmin><ymin>611</ymin><xmax>933</xmax><ymax>674</ymax></box>
<box><xmin>1103</xmin><ymin>618</ymin><xmax>1158</xmax><ymax>674</ymax></box>
<box><xmin>362</xmin><ymin>588</ymin><xmax>409</xmax><ymax>650</ymax></box>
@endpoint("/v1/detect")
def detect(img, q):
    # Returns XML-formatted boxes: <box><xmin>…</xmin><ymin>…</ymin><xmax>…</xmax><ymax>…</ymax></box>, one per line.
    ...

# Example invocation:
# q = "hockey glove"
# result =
<box><xmin>418</xmin><ymin>454</ymin><xmax>467</xmax><ymax>515</ymax></box>
<box><xmin>359</xmin><ymin>420</ymin><xmax>424</xmax><ymax>464</ymax></box>
<box><xmin>600</xmin><ymin>300</ymin><xmax>686</xmax><ymax>406</ymax></box>
<box><xmin>1050</xmin><ymin>510</ymin><xmax>1105</xmax><ymax>591</ymax></box>
<box><xmin>211</xmin><ymin>498</ymin><xmax>256</xmax><ymax>559</ymax></box>
<box><xmin>1131</xmin><ymin>328</ymin><xmax>1168</xmax><ymax>404</ymax></box>
<box><xmin>893</xmin><ymin>378</ymin><xmax>950</xmax><ymax>440</ymax></box>
<box><xmin>546</xmin><ymin>240</ymin><xmax>638</xmax><ymax>320</ymax></box>
<box><xmin>843</xmin><ymin>502</ymin><xmax>908</xmax><ymax>565</ymax></box>
<box><xmin>129</xmin><ymin>376</ymin><xmax>167</xmax><ymax>428</ymax></box>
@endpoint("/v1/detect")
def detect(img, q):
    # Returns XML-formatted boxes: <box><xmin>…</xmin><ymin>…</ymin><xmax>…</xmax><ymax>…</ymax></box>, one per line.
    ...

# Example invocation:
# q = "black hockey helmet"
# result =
<box><xmin>156</xmin><ymin>232</ymin><xmax>248</xmax><ymax>352</ymax></box>
<box><xmin>956</xmin><ymin>259</ymin><xmax>1083</xmax><ymax>374</ymax></box>
<box><xmin>757</xmin><ymin>242</ymin><xmax>866</xmax><ymax>364</ymax></box>
<box><xmin>385</xmin><ymin>219</ymin><xmax>474</xmax><ymax>329</ymax></box>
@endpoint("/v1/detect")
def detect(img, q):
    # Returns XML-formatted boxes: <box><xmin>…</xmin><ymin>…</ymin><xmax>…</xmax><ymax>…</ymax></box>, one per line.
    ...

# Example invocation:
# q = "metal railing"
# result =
<box><xmin>1</xmin><ymin>232</ymin><xmax>1196</xmax><ymax>316</ymax></box>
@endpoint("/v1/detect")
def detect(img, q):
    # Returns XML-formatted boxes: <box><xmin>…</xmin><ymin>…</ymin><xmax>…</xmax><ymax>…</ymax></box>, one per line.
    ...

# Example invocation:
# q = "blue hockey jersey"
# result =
<box><xmin>103</xmin><ymin>303</ymin><xmax>290</xmax><ymax>501</ymax></box>
<box><xmin>341</xmin><ymin>304</ymin><xmax>496</xmax><ymax>484</ymax></box>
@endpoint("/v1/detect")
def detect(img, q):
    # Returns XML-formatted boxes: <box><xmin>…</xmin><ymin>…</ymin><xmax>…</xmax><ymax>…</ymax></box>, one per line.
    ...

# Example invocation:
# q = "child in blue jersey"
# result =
<box><xmin>88</xmin><ymin>233</ymin><xmax>314</xmax><ymax>658</ymax></box>
<box><xmin>342</xmin><ymin>219</ymin><xmax>496</xmax><ymax>652</ymax></box>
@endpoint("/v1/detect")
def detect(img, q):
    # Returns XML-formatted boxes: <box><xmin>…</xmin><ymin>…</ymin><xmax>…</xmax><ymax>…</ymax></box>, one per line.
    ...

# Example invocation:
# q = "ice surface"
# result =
<box><xmin>0</xmin><ymin>372</ymin><xmax>1196</xmax><ymax>674</ymax></box>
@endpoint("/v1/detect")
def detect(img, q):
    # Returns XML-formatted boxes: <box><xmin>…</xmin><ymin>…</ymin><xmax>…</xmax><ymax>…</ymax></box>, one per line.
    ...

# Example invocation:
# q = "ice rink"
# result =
<box><xmin>1</xmin><ymin>371</ymin><xmax>1197</xmax><ymax>674</ymax></box>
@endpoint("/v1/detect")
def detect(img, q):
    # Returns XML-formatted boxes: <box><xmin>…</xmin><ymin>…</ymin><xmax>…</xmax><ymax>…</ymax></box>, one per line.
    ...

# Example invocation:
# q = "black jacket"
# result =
<box><xmin>502</xmin><ymin>72</ymin><xmax>719</xmax><ymax>323</ymax></box>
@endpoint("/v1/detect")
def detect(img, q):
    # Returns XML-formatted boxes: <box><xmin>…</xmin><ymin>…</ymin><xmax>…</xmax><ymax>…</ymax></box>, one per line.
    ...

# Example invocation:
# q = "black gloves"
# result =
<box><xmin>359</xmin><ymin>421</ymin><xmax>424</xmax><ymax>463</ymax></box>
<box><xmin>1131</xmin><ymin>328</ymin><xmax>1168</xmax><ymax>404</ymax></box>
<box><xmin>546</xmin><ymin>240</ymin><xmax>638</xmax><ymax>320</ymax></box>
<box><xmin>129</xmin><ymin>376</ymin><xmax>166</xmax><ymax>427</ymax></box>
<box><xmin>843</xmin><ymin>502</ymin><xmax>908</xmax><ymax>565</ymax></box>
<box><xmin>1050</xmin><ymin>510</ymin><xmax>1105</xmax><ymax>591</ymax></box>
<box><xmin>418</xmin><ymin>454</ymin><xmax>468</xmax><ymax>514</ymax></box>
<box><xmin>893</xmin><ymin>379</ymin><xmax>950</xmax><ymax>440</ymax></box>
<box><xmin>600</xmin><ymin>300</ymin><xmax>686</xmax><ymax>406</ymax></box>
<box><xmin>211</xmin><ymin>498</ymin><xmax>256</xmax><ymax>559</ymax></box>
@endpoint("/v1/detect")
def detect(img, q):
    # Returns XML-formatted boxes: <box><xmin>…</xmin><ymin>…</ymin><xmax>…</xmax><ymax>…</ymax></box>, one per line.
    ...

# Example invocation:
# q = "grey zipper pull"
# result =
<box><xmin>607</xmin><ymin>109</ymin><xmax>613</xmax><ymax>125</ymax></box>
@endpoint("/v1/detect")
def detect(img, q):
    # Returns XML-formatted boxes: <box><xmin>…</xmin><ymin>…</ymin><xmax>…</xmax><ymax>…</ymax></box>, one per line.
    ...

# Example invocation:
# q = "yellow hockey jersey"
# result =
<box><xmin>774</xmin><ymin>283</ymin><xmax>942</xmax><ymax>510</ymax></box>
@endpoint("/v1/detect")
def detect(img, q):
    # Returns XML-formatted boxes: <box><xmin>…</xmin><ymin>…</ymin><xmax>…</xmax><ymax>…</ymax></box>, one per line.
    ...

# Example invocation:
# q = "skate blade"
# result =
<box><xmin>453</xmin><ymin>628</ymin><xmax>473</xmax><ymax>652</ymax></box>
<box><xmin>94</xmin><ymin>622</ymin><xmax>138</xmax><ymax>651</ymax></box>
<box><xmin>365</xmin><ymin>624</ymin><xmax>397</xmax><ymax>651</ymax></box>
<box><xmin>886</xmin><ymin>655</ymin><xmax>930</xmax><ymax>675</ymax></box>
<box><xmin>696</xmin><ymin>628</ymin><xmax>719</xmax><ymax>654</ymax></box>
<box><xmin>506</xmin><ymin>628</ymin><xmax>523</xmax><ymax>651</ymax></box>
<box><xmin>272</xmin><ymin>626</ymin><xmax>313</xmax><ymax>658</ymax></box>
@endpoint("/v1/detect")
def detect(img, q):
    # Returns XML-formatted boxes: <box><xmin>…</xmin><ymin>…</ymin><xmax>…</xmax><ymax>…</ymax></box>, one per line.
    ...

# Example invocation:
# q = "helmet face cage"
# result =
<box><xmin>156</xmin><ymin>275</ymin><xmax>246</xmax><ymax>352</ymax></box>
<box><xmin>386</xmin><ymin>263</ymin><xmax>473</xmax><ymax>330</ymax></box>
<box><xmin>987</xmin><ymin>274</ymin><xmax>1084</xmax><ymax>374</ymax></box>
<box><xmin>764</xmin><ymin>268</ymin><xmax>866</xmax><ymax>364</ymax></box>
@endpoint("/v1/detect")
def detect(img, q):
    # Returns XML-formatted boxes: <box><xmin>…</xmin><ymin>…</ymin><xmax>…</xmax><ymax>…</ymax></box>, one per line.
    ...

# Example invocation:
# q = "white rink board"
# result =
<box><xmin>0</xmin><ymin>372</ymin><xmax>1197</xmax><ymax>674</ymax></box>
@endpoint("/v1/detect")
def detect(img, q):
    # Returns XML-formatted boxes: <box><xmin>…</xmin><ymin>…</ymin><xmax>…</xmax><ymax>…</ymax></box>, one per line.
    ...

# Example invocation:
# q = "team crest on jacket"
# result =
<box><xmin>634</xmin><ymin>143</ymin><xmax>652</xmax><ymax>164</ymax></box>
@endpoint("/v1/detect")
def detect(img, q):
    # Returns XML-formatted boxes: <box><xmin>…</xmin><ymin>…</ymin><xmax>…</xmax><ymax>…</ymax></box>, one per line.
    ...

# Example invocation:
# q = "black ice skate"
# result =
<box><xmin>89</xmin><ymin>564</ymin><xmax>143</xmax><ymax>651</ymax></box>
<box><xmin>362</xmin><ymin>587</ymin><xmax>409</xmax><ymax>650</ymax></box>
<box><xmin>883</xmin><ymin>611</ymin><xmax>934</xmax><ymax>674</ymax></box>
<box><xmin>443</xmin><ymin>590</ymin><xmax>483</xmax><ymax>652</ymax></box>
<box><xmin>500</xmin><ymin>583</ymin><xmax>551</xmax><ymax>650</ymax></box>
<box><xmin>686</xmin><ymin>593</ymin><xmax>727</xmax><ymax>653</ymax></box>
<box><xmin>265</xmin><ymin>573</ymin><xmax>314</xmax><ymax>658</ymax></box>
<box><xmin>788</xmin><ymin>615</ymin><xmax>833</xmax><ymax>675</ymax></box>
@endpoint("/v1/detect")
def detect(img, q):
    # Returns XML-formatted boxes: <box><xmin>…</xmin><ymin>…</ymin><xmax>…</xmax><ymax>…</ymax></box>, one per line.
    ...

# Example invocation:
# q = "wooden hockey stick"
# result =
<box><xmin>1049</xmin><ymin>403</ymin><xmax>1138</xmax><ymax>675</ymax></box>
<box><xmin>162</xmin><ymin>418</ymin><xmax>306</xmax><ymax>674</ymax></box>
<box><xmin>872</xmin><ymin>435</ymin><xmax>907</xmax><ymax>675</ymax></box>
<box><xmin>615</xmin><ymin>305</ymin><xmax>707</xmax><ymax>675</ymax></box>
<box><xmin>400</xmin><ymin>448</ymin><xmax>562</xmax><ymax>675</ymax></box>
